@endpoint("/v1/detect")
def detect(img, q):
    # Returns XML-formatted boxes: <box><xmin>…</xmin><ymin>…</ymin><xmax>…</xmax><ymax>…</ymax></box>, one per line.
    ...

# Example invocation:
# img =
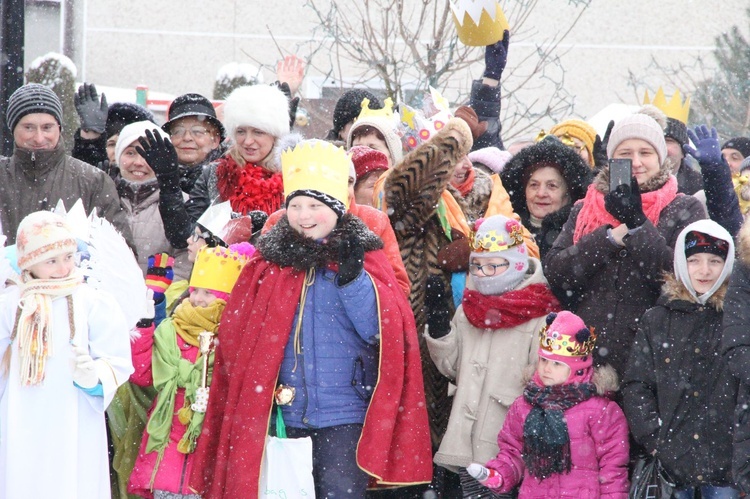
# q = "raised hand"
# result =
<box><xmin>683</xmin><ymin>125</ymin><xmax>723</xmax><ymax>165</ymax></box>
<box><xmin>135</xmin><ymin>129</ymin><xmax>181</xmax><ymax>189</ymax></box>
<box><xmin>74</xmin><ymin>83</ymin><xmax>108</xmax><ymax>134</ymax></box>
<box><xmin>483</xmin><ymin>30</ymin><xmax>510</xmax><ymax>80</ymax></box>
<box><xmin>605</xmin><ymin>180</ymin><xmax>647</xmax><ymax>228</ymax></box>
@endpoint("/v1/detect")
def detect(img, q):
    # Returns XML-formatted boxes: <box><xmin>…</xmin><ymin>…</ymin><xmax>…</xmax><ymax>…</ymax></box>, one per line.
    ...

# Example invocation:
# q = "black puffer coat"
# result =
<box><xmin>623</xmin><ymin>275</ymin><xmax>737</xmax><ymax>488</ymax></box>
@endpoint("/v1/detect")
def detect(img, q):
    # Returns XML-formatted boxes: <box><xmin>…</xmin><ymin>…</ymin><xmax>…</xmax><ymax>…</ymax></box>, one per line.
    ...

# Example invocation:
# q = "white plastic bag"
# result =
<box><xmin>259</xmin><ymin>434</ymin><xmax>315</xmax><ymax>498</ymax></box>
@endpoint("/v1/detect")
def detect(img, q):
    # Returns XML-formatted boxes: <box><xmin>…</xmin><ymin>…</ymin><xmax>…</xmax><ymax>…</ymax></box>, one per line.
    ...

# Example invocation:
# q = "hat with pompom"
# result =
<box><xmin>469</xmin><ymin>214</ymin><xmax>529</xmax><ymax>295</ymax></box>
<box><xmin>538</xmin><ymin>311</ymin><xmax>597</xmax><ymax>378</ymax></box>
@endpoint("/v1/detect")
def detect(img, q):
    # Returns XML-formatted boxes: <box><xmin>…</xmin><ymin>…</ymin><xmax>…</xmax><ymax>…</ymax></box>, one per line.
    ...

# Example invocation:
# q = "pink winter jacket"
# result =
<box><xmin>127</xmin><ymin>324</ymin><xmax>200</xmax><ymax>498</ymax></box>
<box><xmin>486</xmin><ymin>373</ymin><xmax>629</xmax><ymax>498</ymax></box>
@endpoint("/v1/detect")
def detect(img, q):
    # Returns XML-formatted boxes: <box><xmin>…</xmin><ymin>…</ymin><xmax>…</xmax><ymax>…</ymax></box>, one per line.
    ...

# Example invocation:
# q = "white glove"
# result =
<box><xmin>144</xmin><ymin>289</ymin><xmax>155</xmax><ymax>321</ymax></box>
<box><xmin>71</xmin><ymin>345</ymin><xmax>99</xmax><ymax>389</ymax></box>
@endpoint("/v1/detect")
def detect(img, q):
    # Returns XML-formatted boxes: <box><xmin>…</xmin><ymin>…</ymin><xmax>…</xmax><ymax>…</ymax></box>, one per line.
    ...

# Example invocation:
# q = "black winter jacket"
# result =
<box><xmin>623</xmin><ymin>276</ymin><xmax>736</xmax><ymax>488</ymax></box>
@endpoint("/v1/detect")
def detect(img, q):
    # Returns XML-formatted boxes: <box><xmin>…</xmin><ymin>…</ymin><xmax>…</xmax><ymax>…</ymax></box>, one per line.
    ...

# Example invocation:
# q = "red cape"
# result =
<box><xmin>190</xmin><ymin>250</ymin><xmax>432</xmax><ymax>498</ymax></box>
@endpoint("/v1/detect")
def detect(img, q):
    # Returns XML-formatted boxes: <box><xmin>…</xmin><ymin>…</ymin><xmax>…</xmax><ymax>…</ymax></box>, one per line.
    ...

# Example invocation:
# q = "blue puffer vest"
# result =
<box><xmin>278</xmin><ymin>267</ymin><xmax>379</xmax><ymax>429</ymax></box>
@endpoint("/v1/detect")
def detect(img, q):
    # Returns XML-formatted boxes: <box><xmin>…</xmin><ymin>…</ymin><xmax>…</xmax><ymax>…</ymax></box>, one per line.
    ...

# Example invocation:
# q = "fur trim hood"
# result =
<box><xmin>738</xmin><ymin>216</ymin><xmax>750</xmax><ymax>266</ymax></box>
<box><xmin>222</xmin><ymin>84</ymin><xmax>291</xmax><ymax>140</ymax></box>
<box><xmin>660</xmin><ymin>272</ymin><xmax>727</xmax><ymax>311</ymax></box>
<box><xmin>500</xmin><ymin>136</ymin><xmax>593</xmax><ymax>218</ymax></box>
<box><xmin>257</xmin><ymin>213</ymin><xmax>383</xmax><ymax>270</ymax></box>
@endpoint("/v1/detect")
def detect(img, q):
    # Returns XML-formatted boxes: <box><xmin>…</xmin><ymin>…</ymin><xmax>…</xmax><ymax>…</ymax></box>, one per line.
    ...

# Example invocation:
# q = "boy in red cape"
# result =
<box><xmin>190</xmin><ymin>139</ymin><xmax>432</xmax><ymax>498</ymax></box>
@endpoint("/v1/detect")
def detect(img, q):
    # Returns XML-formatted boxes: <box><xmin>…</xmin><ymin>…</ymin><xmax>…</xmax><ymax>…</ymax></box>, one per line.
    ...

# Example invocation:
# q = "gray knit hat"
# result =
<box><xmin>606</xmin><ymin>113</ymin><xmax>668</xmax><ymax>166</ymax></box>
<box><xmin>7</xmin><ymin>83</ymin><xmax>63</xmax><ymax>132</ymax></box>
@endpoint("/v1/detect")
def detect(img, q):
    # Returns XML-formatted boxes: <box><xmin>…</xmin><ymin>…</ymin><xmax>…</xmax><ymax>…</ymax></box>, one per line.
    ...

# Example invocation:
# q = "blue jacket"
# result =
<box><xmin>278</xmin><ymin>267</ymin><xmax>379</xmax><ymax>429</ymax></box>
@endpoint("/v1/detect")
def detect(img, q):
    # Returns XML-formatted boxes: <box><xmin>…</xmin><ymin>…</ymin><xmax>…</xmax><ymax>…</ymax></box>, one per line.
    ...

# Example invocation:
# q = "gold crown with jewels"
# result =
<box><xmin>538</xmin><ymin>323</ymin><xmax>597</xmax><ymax>357</ymax></box>
<box><xmin>470</xmin><ymin>225</ymin><xmax>523</xmax><ymax>253</ymax></box>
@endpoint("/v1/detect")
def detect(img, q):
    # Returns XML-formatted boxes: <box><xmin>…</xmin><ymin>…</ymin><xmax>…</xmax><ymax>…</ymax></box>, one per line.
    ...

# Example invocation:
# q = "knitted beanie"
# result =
<box><xmin>16</xmin><ymin>211</ymin><xmax>77</xmax><ymax>271</ymax></box>
<box><xmin>550</xmin><ymin>119</ymin><xmax>597</xmax><ymax>167</ymax></box>
<box><xmin>468</xmin><ymin>146</ymin><xmax>512</xmax><ymax>174</ymax></box>
<box><xmin>538</xmin><ymin>311</ymin><xmax>596</xmax><ymax>380</ymax></box>
<box><xmin>470</xmin><ymin>215</ymin><xmax>529</xmax><ymax>296</ymax></box>
<box><xmin>722</xmin><ymin>137</ymin><xmax>750</xmax><ymax>159</ymax></box>
<box><xmin>332</xmin><ymin>89</ymin><xmax>383</xmax><ymax>136</ymax></box>
<box><xmin>7</xmin><ymin>83</ymin><xmax>63</xmax><ymax>132</ymax></box>
<box><xmin>105</xmin><ymin>102</ymin><xmax>155</xmax><ymax>139</ymax></box>
<box><xmin>162</xmin><ymin>93</ymin><xmax>226</xmax><ymax>142</ymax></box>
<box><xmin>347</xmin><ymin>115</ymin><xmax>404</xmax><ymax>165</ymax></box>
<box><xmin>684</xmin><ymin>230</ymin><xmax>730</xmax><ymax>259</ymax></box>
<box><xmin>606</xmin><ymin>113</ymin><xmax>668</xmax><ymax>166</ymax></box>
<box><xmin>115</xmin><ymin>120</ymin><xmax>169</xmax><ymax>164</ymax></box>
<box><xmin>222</xmin><ymin>84</ymin><xmax>290</xmax><ymax>139</ymax></box>
<box><xmin>664</xmin><ymin>117</ymin><xmax>688</xmax><ymax>147</ymax></box>
<box><xmin>349</xmin><ymin>145</ymin><xmax>389</xmax><ymax>182</ymax></box>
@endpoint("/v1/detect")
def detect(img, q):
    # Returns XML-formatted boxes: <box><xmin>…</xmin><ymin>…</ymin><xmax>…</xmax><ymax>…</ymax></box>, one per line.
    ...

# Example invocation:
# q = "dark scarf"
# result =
<box><xmin>522</xmin><ymin>381</ymin><xmax>597</xmax><ymax>480</ymax></box>
<box><xmin>215</xmin><ymin>155</ymin><xmax>284</xmax><ymax>215</ymax></box>
<box><xmin>462</xmin><ymin>283</ymin><xmax>560</xmax><ymax>330</ymax></box>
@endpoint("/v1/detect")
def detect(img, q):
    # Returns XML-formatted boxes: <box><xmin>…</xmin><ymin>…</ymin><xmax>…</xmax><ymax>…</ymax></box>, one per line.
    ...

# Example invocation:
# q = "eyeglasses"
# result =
<box><xmin>171</xmin><ymin>126</ymin><xmax>209</xmax><ymax>139</ymax></box>
<box><xmin>469</xmin><ymin>262</ymin><xmax>510</xmax><ymax>276</ymax></box>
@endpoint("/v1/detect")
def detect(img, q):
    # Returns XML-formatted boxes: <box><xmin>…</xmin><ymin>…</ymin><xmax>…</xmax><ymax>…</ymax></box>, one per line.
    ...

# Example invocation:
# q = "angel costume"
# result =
<box><xmin>0</xmin><ymin>283</ymin><xmax>133</xmax><ymax>499</ymax></box>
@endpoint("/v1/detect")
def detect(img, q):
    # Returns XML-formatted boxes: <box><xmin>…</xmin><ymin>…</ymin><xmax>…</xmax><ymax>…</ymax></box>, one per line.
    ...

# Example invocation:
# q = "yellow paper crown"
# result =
<box><xmin>281</xmin><ymin>140</ymin><xmax>351</xmax><ymax>210</ymax></box>
<box><xmin>470</xmin><ymin>225</ymin><xmax>523</xmax><ymax>253</ymax></box>
<box><xmin>538</xmin><ymin>323</ymin><xmax>597</xmax><ymax>357</ymax></box>
<box><xmin>190</xmin><ymin>245</ymin><xmax>250</xmax><ymax>295</ymax></box>
<box><xmin>355</xmin><ymin>97</ymin><xmax>395</xmax><ymax>122</ymax></box>
<box><xmin>451</xmin><ymin>0</ymin><xmax>509</xmax><ymax>47</ymax></box>
<box><xmin>643</xmin><ymin>87</ymin><xmax>691</xmax><ymax>124</ymax></box>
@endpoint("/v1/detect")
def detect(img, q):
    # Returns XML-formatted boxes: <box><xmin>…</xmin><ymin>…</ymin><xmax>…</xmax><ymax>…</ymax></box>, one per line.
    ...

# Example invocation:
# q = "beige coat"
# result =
<box><xmin>424</xmin><ymin>258</ymin><xmax>549</xmax><ymax>471</ymax></box>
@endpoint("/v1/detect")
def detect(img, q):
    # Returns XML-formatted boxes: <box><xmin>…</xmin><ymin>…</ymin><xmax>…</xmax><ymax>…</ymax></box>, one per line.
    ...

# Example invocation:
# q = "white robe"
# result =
<box><xmin>0</xmin><ymin>284</ymin><xmax>134</xmax><ymax>499</ymax></box>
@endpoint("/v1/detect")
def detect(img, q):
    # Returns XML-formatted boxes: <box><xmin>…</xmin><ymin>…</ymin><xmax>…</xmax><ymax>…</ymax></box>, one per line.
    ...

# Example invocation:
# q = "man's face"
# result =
<box><xmin>665</xmin><ymin>137</ymin><xmax>684</xmax><ymax>163</ymax></box>
<box><xmin>168</xmin><ymin>116</ymin><xmax>221</xmax><ymax>167</ymax></box>
<box><xmin>14</xmin><ymin>113</ymin><xmax>60</xmax><ymax>151</ymax></box>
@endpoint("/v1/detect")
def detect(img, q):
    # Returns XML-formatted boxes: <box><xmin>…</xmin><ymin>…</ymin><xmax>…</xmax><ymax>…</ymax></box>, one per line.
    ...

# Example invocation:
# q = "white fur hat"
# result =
<box><xmin>222</xmin><ymin>85</ymin><xmax>290</xmax><ymax>139</ymax></box>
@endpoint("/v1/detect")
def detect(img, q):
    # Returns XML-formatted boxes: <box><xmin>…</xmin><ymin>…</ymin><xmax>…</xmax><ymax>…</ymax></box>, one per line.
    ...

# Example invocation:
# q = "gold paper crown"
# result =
<box><xmin>538</xmin><ymin>323</ymin><xmax>597</xmax><ymax>358</ymax></box>
<box><xmin>470</xmin><ymin>225</ymin><xmax>523</xmax><ymax>252</ymax></box>
<box><xmin>451</xmin><ymin>0</ymin><xmax>510</xmax><ymax>47</ymax></box>
<box><xmin>281</xmin><ymin>140</ymin><xmax>350</xmax><ymax>210</ymax></box>
<box><xmin>643</xmin><ymin>87</ymin><xmax>690</xmax><ymax>124</ymax></box>
<box><xmin>355</xmin><ymin>97</ymin><xmax>395</xmax><ymax>122</ymax></box>
<box><xmin>189</xmin><ymin>245</ymin><xmax>251</xmax><ymax>295</ymax></box>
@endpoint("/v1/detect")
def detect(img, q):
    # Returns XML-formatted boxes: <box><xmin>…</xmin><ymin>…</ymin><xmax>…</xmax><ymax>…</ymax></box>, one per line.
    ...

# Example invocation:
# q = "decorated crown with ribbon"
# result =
<box><xmin>451</xmin><ymin>0</ymin><xmax>510</xmax><ymax>47</ymax></box>
<box><xmin>471</xmin><ymin>217</ymin><xmax>524</xmax><ymax>253</ymax></box>
<box><xmin>538</xmin><ymin>311</ymin><xmax>597</xmax><ymax>358</ymax></box>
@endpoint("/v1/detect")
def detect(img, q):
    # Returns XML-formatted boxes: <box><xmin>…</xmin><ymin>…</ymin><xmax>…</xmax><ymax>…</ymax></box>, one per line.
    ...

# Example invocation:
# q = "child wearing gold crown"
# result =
<box><xmin>190</xmin><ymin>139</ymin><xmax>432</xmax><ymax>498</ymax></box>
<box><xmin>424</xmin><ymin>213</ymin><xmax>560</xmax><ymax>498</ymax></box>
<box><xmin>469</xmin><ymin>311</ymin><xmax>629</xmax><ymax>497</ymax></box>
<box><xmin>127</xmin><ymin>243</ymin><xmax>254</xmax><ymax>498</ymax></box>
<box><xmin>0</xmin><ymin>211</ymin><xmax>134</xmax><ymax>499</ymax></box>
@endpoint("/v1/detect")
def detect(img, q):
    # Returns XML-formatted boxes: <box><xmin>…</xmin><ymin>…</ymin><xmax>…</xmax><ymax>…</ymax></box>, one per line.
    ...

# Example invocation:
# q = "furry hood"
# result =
<box><xmin>738</xmin><ymin>216</ymin><xmax>750</xmax><ymax>266</ymax></box>
<box><xmin>521</xmin><ymin>363</ymin><xmax>620</xmax><ymax>395</ymax></box>
<box><xmin>256</xmin><ymin>213</ymin><xmax>383</xmax><ymax>270</ymax></box>
<box><xmin>500</xmin><ymin>136</ymin><xmax>593</xmax><ymax>218</ymax></box>
<box><xmin>592</xmin><ymin>155</ymin><xmax>678</xmax><ymax>194</ymax></box>
<box><xmin>660</xmin><ymin>272</ymin><xmax>728</xmax><ymax>311</ymax></box>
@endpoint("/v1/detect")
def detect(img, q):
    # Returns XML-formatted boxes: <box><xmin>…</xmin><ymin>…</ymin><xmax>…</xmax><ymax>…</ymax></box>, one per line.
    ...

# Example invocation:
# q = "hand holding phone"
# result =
<box><xmin>609</xmin><ymin>158</ymin><xmax>632</xmax><ymax>193</ymax></box>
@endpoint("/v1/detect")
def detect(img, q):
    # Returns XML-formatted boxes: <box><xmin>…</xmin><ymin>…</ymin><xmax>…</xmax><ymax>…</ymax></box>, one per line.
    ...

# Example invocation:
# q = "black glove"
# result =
<box><xmin>74</xmin><ymin>83</ymin><xmax>108</xmax><ymax>134</ymax></box>
<box><xmin>337</xmin><ymin>235</ymin><xmax>364</xmax><ymax>286</ymax></box>
<box><xmin>605</xmin><ymin>180</ymin><xmax>647</xmax><ymax>228</ymax></box>
<box><xmin>592</xmin><ymin>120</ymin><xmax>614</xmax><ymax>169</ymax></box>
<box><xmin>483</xmin><ymin>30</ymin><xmax>510</xmax><ymax>80</ymax></box>
<box><xmin>425</xmin><ymin>276</ymin><xmax>451</xmax><ymax>339</ymax></box>
<box><xmin>96</xmin><ymin>159</ymin><xmax>119</xmax><ymax>181</ymax></box>
<box><xmin>274</xmin><ymin>81</ymin><xmax>300</xmax><ymax>129</ymax></box>
<box><xmin>247</xmin><ymin>210</ymin><xmax>269</xmax><ymax>234</ymax></box>
<box><xmin>135</xmin><ymin>129</ymin><xmax>181</xmax><ymax>190</ymax></box>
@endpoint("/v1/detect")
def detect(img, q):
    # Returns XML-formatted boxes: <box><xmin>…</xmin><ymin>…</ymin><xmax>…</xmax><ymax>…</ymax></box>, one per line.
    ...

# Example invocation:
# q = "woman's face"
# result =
<box><xmin>233</xmin><ymin>126</ymin><xmax>275</xmax><ymax>164</ymax></box>
<box><xmin>119</xmin><ymin>144</ymin><xmax>156</xmax><ymax>182</ymax></box>
<box><xmin>525</xmin><ymin>166</ymin><xmax>569</xmax><ymax>219</ymax></box>
<box><xmin>451</xmin><ymin>156</ymin><xmax>473</xmax><ymax>186</ymax></box>
<box><xmin>186</xmin><ymin>227</ymin><xmax>209</xmax><ymax>262</ymax></box>
<box><xmin>687</xmin><ymin>252</ymin><xmax>725</xmax><ymax>295</ymax></box>
<box><xmin>27</xmin><ymin>251</ymin><xmax>76</xmax><ymax>279</ymax></box>
<box><xmin>612</xmin><ymin>139</ymin><xmax>660</xmax><ymax>186</ymax></box>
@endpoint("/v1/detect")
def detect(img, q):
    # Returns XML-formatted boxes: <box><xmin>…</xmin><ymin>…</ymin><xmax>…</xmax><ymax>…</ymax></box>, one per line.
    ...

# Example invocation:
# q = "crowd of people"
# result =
<box><xmin>2</xmin><ymin>31</ymin><xmax>750</xmax><ymax>499</ymax></box>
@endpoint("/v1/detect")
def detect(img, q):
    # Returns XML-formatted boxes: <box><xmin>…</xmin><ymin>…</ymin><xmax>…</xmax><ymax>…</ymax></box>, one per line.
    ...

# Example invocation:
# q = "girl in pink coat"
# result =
<box><xmin>474</xmin><ymin>311</ymin><xmax>630</xmax><ymax>498</ymax></box>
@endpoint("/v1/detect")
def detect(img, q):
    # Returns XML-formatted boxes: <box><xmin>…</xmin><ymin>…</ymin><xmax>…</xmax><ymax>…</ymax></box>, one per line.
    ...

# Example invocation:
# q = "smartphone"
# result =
<box><xmin>609</xmin><ymin>158</ymin><xmax>632</xmax><ymax>192</ymax></box>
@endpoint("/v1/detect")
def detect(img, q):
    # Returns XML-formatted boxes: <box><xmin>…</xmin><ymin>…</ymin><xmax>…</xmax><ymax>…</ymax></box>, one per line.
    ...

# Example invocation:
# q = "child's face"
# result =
<box><xmin>687</xmin><ymin>252</ymin><xmax>725</xmax><ymax>295</ymax></box>
<box><xmin>352</xmin><ymin>132</ymin><xmax>392</xmax><ymax>167</ymax></box>
<box><xmin>354</xmin><ymin>171</ymin><xmax>382</xmax><ymax>207</ymax></box>
<box><xmin>189</xmin><ymin>287</ymin><xmax>219</xmax><ymax>308</ymax></box>
<box><xmin>537</xmin><ymin>356</ymin><xmax>571</xmax><ymax>386</ymax></box>
<box><xmin>469</xmin><ymin>256</ymin><xmax>509</xmax><ymax>278</ymax></box>
<box><xmin>27</xmin><ymin>251</ymin><xmax>76</xmax><ymax>279</ymax></box>
<box><xmin>287</xmin><ymin>196</ymin><xmax>338</xmax><ymax>240</ymax></box>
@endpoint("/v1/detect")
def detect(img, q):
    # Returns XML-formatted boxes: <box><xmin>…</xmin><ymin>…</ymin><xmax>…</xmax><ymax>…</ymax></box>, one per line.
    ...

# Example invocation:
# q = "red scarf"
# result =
<box><xmin>215</xmin><ymin>155</ymin><xmax>284</xmax><ymax>214</ymax></box>
<box><xmin>572</xmin><ymin>176</ymin><xmax>679</xmax><ymax>244</ymax></box>
<box><xmin>190</xmin><ymin>251</ymin><xmax>432</xmax><ymax>498</ymax></box>
<box><xmin>462</xmin><ymin>283</ymin><xmax>560</xmax><ymax>330</ymax></box>
<box><xmin>454</xmin><ymin>166</ymin><xmax>476</xmax><ymax>197</ymax></box>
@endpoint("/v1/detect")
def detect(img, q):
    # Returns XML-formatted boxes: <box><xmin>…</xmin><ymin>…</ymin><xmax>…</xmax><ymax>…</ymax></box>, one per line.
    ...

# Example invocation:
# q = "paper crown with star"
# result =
<box><xmin>281</xmin><ymin>140</ymin><xmax>351</xmax><ymax>212</ymax></box>
<box><xmin>643</xmin><ymin>87</ymin><xmax>691</xmax><ymax>125</ymax></box>
<box><xmin>399</xmin><ymin>87</ymin><xmax>453</xmax><ymax>151</ymax></box>
<box><xmin>538</xmin><ymin>312</ymin><xmax>597</xmax><ymax>358</ymax></box>
<box><xmin>470</xmin><ymin>217</ymin><xmax>524</xmax><ymax>252</ymax></box>
<box><xmin>451</xmin><ymin>0</ymin><xmax>510</xmax><ymax>46</ymax></box>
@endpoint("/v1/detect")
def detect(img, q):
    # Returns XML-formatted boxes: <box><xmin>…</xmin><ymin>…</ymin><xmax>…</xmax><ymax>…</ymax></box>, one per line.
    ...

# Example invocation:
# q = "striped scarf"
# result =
<box><xmin>12</xmin><ymin>269</ymin><xmax>83</xmax><ymax>385</ymax></box>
